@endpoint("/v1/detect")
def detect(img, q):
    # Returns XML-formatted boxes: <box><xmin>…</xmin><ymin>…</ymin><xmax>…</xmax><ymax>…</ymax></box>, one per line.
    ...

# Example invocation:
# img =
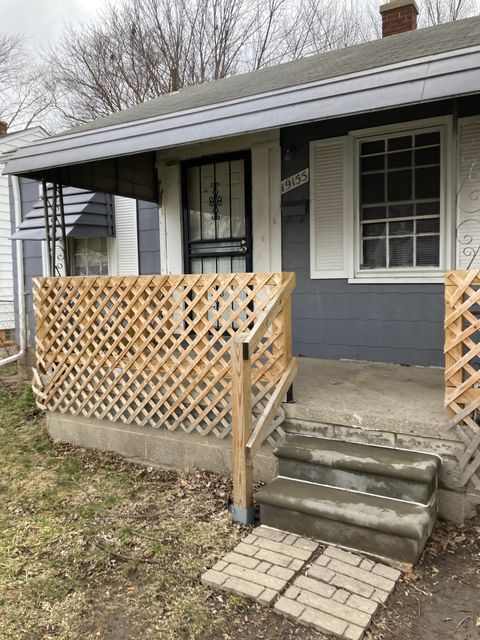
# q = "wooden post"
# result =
<box><xmin>279</xmin><ymin>274</ymin><xmax>294</xmax><ymax>366</ymax></box>
<box><xmin>445</xmin><ymin>271</ymin><xmax>465</xmax><ymax>419</ymax></box>
<box><xmin>231</xmin><ymin>337</ymin><xmax>254</xmax><ymax>524</ymax></box>
<box><xmin>282</xmin><ymin>272</ymin><xmax>295</xmax><ymax>402</ymax></box>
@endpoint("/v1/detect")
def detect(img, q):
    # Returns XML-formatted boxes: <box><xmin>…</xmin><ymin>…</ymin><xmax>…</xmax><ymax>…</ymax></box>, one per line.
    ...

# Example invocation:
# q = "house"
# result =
<box><xmin>0</xmin><ymin>124</ymin><xmax>48</xmax><ymax>353</ymax></box>
<box><xmin>4</xmin><ymin>1</ymin><xmax>480</xmax><ymax>564</ymax></box>
<box><xmin>8</xmin><ymin>7</ymin><xmax>480</xmax><ymax>369</ymax></box>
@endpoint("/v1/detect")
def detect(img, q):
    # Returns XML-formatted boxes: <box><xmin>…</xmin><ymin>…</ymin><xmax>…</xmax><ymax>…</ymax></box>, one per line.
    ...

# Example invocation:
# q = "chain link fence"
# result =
<box><xmin>0</xmin><ymin>300</ymin><xmax>16</xmax><ymax>356</ymax></box>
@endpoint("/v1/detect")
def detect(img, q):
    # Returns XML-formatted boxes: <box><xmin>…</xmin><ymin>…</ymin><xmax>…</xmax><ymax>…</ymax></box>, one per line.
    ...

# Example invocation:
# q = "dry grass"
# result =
<box><xmin>3</xmin><ymin>370</ymin><xmax>477</xmax><ymax>640</ymax></box>
<box><xmin>0</xmin><ymin>373</ymin><xmax>319</xmax><ymax>640</ymax></box>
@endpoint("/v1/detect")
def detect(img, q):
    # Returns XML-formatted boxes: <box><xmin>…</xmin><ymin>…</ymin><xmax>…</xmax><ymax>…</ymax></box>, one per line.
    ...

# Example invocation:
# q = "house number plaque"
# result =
<box><xmin>281</xmin><ymin>169</ymin><xmax>309</xmax><ymax>194</ymax></box>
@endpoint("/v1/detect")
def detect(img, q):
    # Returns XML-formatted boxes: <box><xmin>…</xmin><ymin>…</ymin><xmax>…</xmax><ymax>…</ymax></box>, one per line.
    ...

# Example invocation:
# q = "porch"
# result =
<box><xmin>44</xmin><ymin>355</ymin><xmax>451</xmax><ymax>474</ymax></box>
<box><xmin>33</xmin><ymin>268</ymin><xmax>479</xmax><ymax>526</ymax></box>
<box><xmin>287</xmin><ymin>356</ymin><xmax>447</xmax><ymax>442</ymax></box>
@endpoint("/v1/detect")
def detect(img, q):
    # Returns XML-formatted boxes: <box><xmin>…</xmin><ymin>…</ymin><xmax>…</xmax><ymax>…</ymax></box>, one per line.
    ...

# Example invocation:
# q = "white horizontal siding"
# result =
<box><xmin>0</xmin><ymin>127</ymin><xmax>48</xmax><ymax>160</ymax></box>
<box><xmin>0</xmin><ymin>127</ymin><xmax>48</xmax><ymax>329</ymax></box>
<box><xmin>0</xmin><ymin>163</ymin><xmax>13</xmax><ymax>328</ymax></box>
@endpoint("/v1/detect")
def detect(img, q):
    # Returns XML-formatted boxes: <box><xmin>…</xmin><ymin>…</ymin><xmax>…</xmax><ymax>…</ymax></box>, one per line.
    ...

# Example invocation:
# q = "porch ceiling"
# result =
<box><xmin>12</xmin><ymin>151</ymin><xmax>159</xmax><ymax>203</ymax></box>
<box><xmin>4</xmin><ymin>17</ymin><xmax>480</xmax><ymax>197</ymax></box>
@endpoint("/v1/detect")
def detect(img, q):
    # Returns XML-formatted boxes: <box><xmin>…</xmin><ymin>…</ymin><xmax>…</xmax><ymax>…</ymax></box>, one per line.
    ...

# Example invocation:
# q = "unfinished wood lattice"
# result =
<box><xmin>33</xmin><ymin>273</ymin><xmax>293</xmax><ymax>442</ymax></box>
<box><xmin>445</xmin><ymin>270</ymin><xmax>480</xmax><ymax>490</ymax></box>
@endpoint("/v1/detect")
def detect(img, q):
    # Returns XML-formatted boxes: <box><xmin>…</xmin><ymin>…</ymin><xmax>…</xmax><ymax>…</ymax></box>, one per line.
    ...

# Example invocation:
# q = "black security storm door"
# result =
<box><xmin>182</xmin><ymin>151</ymin><xmax>252</xmax><ymax>274</ymax></box>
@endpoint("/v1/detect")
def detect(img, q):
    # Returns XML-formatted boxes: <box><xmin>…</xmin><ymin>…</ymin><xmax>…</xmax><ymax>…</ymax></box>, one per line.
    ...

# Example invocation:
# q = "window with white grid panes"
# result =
<box><xmin>359</xmin><ymin>130</ymin><xmax>441</xmax><ymax>270</ymax></box>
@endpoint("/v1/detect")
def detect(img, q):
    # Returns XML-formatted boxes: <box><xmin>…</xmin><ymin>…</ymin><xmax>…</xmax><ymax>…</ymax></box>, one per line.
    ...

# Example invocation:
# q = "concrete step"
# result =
<box><xmin>276</xmin><ymin>435</ymin><xmax>440</xmax><ymax>504</ymax></box>
<box><xmin>256</xmin><ymin>477</ymin><xmax>437</xmax><ymax>568</ymax></box>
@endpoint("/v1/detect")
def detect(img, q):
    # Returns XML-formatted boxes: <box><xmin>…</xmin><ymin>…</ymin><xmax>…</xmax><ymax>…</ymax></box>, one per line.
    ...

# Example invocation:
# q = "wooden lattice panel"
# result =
<box><xmin>445</xmin><ymin>270</ymin><xmax>480</xmax><ymax>490</ymax></box>
<box><xmin>33</xmin><ymin>273</ymin><xmax>292</xmax><ymax>441</ymax></box>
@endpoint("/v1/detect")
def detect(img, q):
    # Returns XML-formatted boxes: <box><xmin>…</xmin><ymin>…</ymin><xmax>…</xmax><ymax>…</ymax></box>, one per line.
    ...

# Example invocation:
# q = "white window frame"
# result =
<box><xmin>107</xmin><ymin>237</ymin><xmax>118</xmax><ymax>275</ymax></box>
<box><xmin>348</xmin><ymin>116</ymin><xmax>453</xmax><ymax>284</ymax></box>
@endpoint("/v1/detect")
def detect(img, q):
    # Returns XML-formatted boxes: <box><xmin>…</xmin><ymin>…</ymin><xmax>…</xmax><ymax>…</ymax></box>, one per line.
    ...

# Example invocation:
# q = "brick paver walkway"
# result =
<box><xmin>201</xmin><ymin>526</ymin><xmax>401</xmax><ymax>640</ymax></box>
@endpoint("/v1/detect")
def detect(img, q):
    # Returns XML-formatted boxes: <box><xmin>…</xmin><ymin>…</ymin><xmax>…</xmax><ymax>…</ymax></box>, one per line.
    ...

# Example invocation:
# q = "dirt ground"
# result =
<box><xmin>370</xmin><ymin>520</ymin><xmax>480</xmax><ymax>640</ymax></box>
<box><xmin>0</xmin><ymin>369</ymin><xmax>479</xmax><ymax>640</ymax></box>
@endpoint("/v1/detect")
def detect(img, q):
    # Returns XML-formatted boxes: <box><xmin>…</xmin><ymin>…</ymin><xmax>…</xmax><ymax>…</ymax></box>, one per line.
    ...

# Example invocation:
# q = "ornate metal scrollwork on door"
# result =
<box><xmin>457</xmin><ymin>219</ymin><xmax>480</xmax><ymax>269</ymax></box>
<box><xmin>209</xmin><ymin>181</ymin><xmax>223</xmax><ymax>220</ymax></box>
<box><xmin>456</xmin><ymin>148</ymin><xmax>480</xmax><ymax>269</ymax></box>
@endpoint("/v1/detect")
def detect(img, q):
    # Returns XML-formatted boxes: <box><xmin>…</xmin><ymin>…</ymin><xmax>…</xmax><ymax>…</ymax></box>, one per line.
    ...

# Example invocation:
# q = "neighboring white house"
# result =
<box><xmin>0</xmin><ymin>126</ymin><xmax>48</xmax><ymax>341</ymax></box>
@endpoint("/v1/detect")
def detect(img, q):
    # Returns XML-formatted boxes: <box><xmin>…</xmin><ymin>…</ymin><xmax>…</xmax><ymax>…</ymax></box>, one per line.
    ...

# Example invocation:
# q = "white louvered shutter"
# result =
<box><xmin>310</xmin><ymin>137</ymin><xmax>348</xmax><ymax>279</ymax></box>
<box><xmin>114</xmin><ymin>196</ymin><xmax>139</xmax><ymax>275</ymax></box>
<box><xmin>457</xmin><ymin>117</ymin><xmax>480</xmax><ymax>269</ymax></box>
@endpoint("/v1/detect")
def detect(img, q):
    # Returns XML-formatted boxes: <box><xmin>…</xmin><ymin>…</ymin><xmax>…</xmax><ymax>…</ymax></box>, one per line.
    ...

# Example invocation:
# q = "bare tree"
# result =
<box><xmin>280</xmin><ymin>0</ymin><xmax>373</xmax><ymax>61</ymax></box>
<box><xmin>0</xmin><ymin>33</ymin><xmax>52</xmax><ymax>130</ymax></box>
<box><xmin>45</xmin><ymin>0</ymin><xmax>289</xmax><ymax>125</ymax></box>
<box><xmin>419</xmin><ymin>0</ymin><xmax>479</xmax><ymax>24</ymax></box>
<box><xmin>0</xmin><ymin>33</ymin><xmax>24</xmax><ymax>86</ymax></box>
<box><xmin>43</xmin><ymin>0</ymin><xmax>480</xmax><ymax>129</ymax></box>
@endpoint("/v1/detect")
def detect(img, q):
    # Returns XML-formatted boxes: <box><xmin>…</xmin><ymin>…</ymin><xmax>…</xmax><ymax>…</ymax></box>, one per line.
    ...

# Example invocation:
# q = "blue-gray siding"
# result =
<box><xmin>137</xmin><ymin>200</ymin><xmax>160</xmax><ymax>274</ymax></box>
<box><xmin>280</xmin><ymin>98</ymin><xmax>479</xmax><ymax>366</ymax></box>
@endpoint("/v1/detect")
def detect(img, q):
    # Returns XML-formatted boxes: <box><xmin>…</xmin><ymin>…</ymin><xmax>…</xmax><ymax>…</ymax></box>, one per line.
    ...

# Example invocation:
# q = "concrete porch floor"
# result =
<box><xmin>284</xmin><ymin>357</ymin><xmax>451</xmax><ymax>442</ymax></box>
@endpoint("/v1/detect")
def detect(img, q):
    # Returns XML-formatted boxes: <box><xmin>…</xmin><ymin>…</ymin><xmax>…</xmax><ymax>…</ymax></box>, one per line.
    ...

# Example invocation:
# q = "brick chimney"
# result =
<box><xmin>380</xmin><ymin>0</ymin><xmax>419</xmax><ymax>37</ymax></box>
<box><xmin>0</xmin><ymin>121</ymin><xmax>7</xmax><ymax>136</ymax></box>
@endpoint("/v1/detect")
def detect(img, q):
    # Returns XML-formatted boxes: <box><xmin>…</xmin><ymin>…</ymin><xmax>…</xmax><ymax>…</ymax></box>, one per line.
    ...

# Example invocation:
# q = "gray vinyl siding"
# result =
<box><xmin>284</xmin><ymin>229</ymin><xmax>443</xmax><ymax>365</ymax></box>
<box><xmin>280</xmin><ymin>99</ymin><xmax>479</xmax><ymax>367</ymax></box>
<box><xmin>137</xmin><ymin>200</ymin><xmax>160</xmax><ymax>275</ymax></box>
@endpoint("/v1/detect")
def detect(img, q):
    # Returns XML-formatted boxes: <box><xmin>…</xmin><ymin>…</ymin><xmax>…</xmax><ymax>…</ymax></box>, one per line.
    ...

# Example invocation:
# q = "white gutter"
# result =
<box><xmin>0</xmin><ymin>174</ymin><xmax>26</xmax><ymax>366</ymax></box>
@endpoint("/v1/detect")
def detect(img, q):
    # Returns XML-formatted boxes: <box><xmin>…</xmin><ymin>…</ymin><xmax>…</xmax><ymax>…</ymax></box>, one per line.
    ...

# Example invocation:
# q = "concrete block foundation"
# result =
<box><xmin>46</xmin><ymin>405</ymin><xmax>480</xmax><ymax>524</ymax></box>
<box><xmin>46</xmin><ymin>411</ymin><xmax>277</xmax><ymax>483</ymax></box>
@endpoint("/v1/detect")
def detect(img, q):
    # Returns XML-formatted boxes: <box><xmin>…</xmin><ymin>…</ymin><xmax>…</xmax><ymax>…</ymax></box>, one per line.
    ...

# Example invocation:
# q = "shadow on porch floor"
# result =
<box><xmin>284</xmin><ymin>357</ymin><xmax>451</xmax><ymax>442</ymax></box>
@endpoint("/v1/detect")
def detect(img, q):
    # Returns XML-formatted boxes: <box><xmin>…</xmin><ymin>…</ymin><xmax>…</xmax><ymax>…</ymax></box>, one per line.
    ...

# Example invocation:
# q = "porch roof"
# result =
<box><xmin>4</xmin><ymin>16</ymin><xmax>480</xmax><ymax>202</ymax></box>
<box><xmin>10</xmin><ymin>186</ymin><xmax>114</xmax><ymax>241</ymax></box>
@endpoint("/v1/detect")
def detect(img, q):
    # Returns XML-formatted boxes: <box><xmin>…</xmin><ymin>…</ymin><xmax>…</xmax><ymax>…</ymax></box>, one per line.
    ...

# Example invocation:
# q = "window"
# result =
<box><xmin>309</xmin><ymin>117</ymin><xmax>451</xmax><ymax>283</ymax></box>
<box><xmin>358</xmin><ymin>128</ymin><xmax>442</xmax><ymax>272</ymax></box>
<box><xmin>71</xmin><ymin>237</ymin><xmax>109</xmax><ymax>276</ymax></box>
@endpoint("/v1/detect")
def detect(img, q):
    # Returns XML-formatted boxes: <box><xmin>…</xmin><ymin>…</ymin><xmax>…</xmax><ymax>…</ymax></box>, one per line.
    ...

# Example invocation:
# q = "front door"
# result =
<box><xmin>182</xmin><ymin>151</ymin><xmax>252</xmax><ymax>273</ymax></box>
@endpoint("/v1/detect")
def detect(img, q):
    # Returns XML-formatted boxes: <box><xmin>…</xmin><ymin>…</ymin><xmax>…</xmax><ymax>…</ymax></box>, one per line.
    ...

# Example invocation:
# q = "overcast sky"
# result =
<box><xmin>0</xmin><ymin>0</ymin><xmax>113</xmax><ymax>46</ymax></box>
